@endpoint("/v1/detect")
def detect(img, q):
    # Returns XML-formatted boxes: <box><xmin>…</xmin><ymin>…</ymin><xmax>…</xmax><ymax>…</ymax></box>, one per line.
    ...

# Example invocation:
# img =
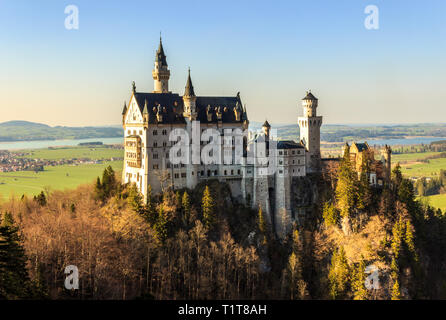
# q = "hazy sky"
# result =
<box><xmin>1</xmin><ymin>0</ymin><xmax>446</xmax><ymax>126</ymax></box>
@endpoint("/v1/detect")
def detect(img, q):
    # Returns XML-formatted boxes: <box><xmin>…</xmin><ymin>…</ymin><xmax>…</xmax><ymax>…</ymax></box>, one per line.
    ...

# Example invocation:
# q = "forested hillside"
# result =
<box><xmin>0</xmin><ymin>121</ymin><xmax>123</xmax><ymax>142</ymax></box>
<box><xmin>1</xmin><ymin>156</ymin><xmax>446</xmax><ymax>299</ymax></box>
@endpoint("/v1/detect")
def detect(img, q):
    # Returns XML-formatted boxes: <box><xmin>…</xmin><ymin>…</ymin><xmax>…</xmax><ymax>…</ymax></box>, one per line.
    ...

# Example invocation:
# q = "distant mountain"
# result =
<box><xmin>0</xmin><ymin>120</ymin><xmax>51</xmax><ymax>128</ymax></box>
<box><xmin>0</xmin><ymin>121</ymin><xmax>123</xmax><ymax>142</ymax></box>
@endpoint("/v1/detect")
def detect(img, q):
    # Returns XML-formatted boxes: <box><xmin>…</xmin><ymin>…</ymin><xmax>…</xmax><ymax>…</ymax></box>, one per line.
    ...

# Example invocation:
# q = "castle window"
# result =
<box><xmin>279</xmin><ymin>170</ymin><xmax>283</xmax><ymax>174</ymax></box>
<box><xmin>153</xmin><ymin>130</ymin><xmax>158</xmax><ymax>136</ymax></box>
<box><xmin>163</xmin><ymin>141</ymin><xmax>167</xmax><ymax>147</ymax></box>
<box><xmin>279</xmin><ymin>151</ymin><xmax>283</xmax><ymax>155</ymax></box>
<box><xmin>181</xmin><ymin>173</ymin><xmax>186</xmax><ymax>178</ymax></box>
<box><xmin>162</xmin><ymin>129</ymin><xmax>167</xmax><ymax>135</ymax></box>
<box><xmin>207</xmin><ymin>170</ymin><xmax>211</xmax><ymax>177</ymax></box>
<box><xmin>153</xmin><ymin>141</ymin><xmax>157</xmax><ymax>147</ymax></box>
<box><xmin>174</xmin><ymin>173</ymin><xmax>179</xmax><ymax>179</ymax></box>
<box><xmin>153</xmin><ymin>154</ymin><xmax>158</xmax><ymax>159</ymax></box>
<box><xmin>214</xmin><ymin>170</ymin><xmax>218</xmax><ymax>176</ymax></box>
<box><xmin>201</xmin><ymin>170</ymin><xmax>204</xmax><ymax>176</ymax></box>
<box><xmin>238</xmin><ymin>169</ymin><xmax>241</xmax><ymax>175</ymax></box>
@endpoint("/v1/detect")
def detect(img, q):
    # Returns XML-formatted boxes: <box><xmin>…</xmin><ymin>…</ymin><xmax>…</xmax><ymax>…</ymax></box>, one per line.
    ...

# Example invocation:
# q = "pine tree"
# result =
<box><xmin>101</xmin><ymin>166</ymin><xmax>117</xmax><ymax>199</ymax></box>
<box><xmin>128</xmin><ymin>184</ymin><xmax>142</xmax><ymax>213</ymax></box>
<box><xmin>357</xmin><ymin>157</ymin><xmax>372</xmax><ymax>211</ymax></box>
<box><xmin>182</xmin><ymin>191</ymin><xmax>191</xmax><ymax>226</ymax></box>
<box><xmin>322</xmin><ymin>202</ymin><xmax>339</xmax><ymax>227</ymax></box>
<box><xmin>335</xmin><ymin>149</ymin><xmax>357</xmax><ymax>219</ymax></box>
<box><xmin>202</xmin><ymin>186</ymin><xmax>215</xmax><ymax>230</ymax></box>
<box><xmin>328</xmin><ymin>246</ymin><xmax>350</xmax><ymax>299</ymax></box>
<box><xmin>351</xmin><ymin>257</ymin><xmax>368</xmax><ymax>300</ymax></box>
<box><xmin>94</xmin><ymin>176</ymin><xmax>104</xmax><ymax>202</ymax></box>
<box><xmin>0</xmin><ymin>212</ymin><xmax>33</xmax><ymax>299</ymax></box>
<box><xmin>391</xmin><ymin>278</ymin><xmax>402</xmax><ymax>300</ymax></box>
<box><xmin>33</xmin><ymin>191</ymin><xmax>47</xmax><ymax>206</ymax></box>
<box><xmin>154</xmin><ymin>206</ymin><xmax>168</xmax><ymax>244</ymax></box>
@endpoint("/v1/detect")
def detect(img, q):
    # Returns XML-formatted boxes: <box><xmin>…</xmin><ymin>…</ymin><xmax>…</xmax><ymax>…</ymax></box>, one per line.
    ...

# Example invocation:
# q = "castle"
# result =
<box><xmin>121</xmin><ymin>38</ymin><xmax>388</xmax><ymax>237</ymax></box>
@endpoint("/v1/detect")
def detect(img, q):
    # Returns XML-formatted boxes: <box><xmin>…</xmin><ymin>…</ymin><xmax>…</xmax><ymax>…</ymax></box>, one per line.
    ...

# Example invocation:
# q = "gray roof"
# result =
<box><xmin>263</xmin><ymin>120</ymin><xmax>271</xmax><ymax>128</ymax></box>
<box><xmin>277</xmin><ymin>140</ymin><xmax>304</xmax><ymax>150</ymax></box>
<box><xmin>132</xmin><ymin>92</ymin><xmax>246</xmax><ymax>124</ymax></box>
<box><xmin>184</xmin><ymin>69</ymin><xmax>195</xmax><ymax>97</ymax></box>
<box><xmin>302</xmin><ymin>91</ymin><xmax>318</xmax><ymax>101</ymax></box>
<box><xmin>353</xmin><ymin>142</ymin><xmax>369</xmax><ymax>152</ymax></box>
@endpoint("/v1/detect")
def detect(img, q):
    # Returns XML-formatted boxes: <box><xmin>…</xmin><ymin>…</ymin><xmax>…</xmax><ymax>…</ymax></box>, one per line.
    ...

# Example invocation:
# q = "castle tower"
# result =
<box><xmin>182</xmin><ymin>68</ymin><xmax>198</xmax><ymax>189</ymax></box>
<box><xmin>182</xmin><ymin>68</ymin><xmax>197</xmax><ymax>120</ymax></box>
<box><xmin>298</xmin><ymin>91</ymin><xmax>322</xmax><ymax>173</ymax></box>
<box><xmin>262</xmin><ymin>120</ymin><xmax>271</xmax><ymax>138</ymax></box>
<box><xmin>152</xmin><ymin>36</ymin><xmax>170</xmax><ymax>93</ymax></box>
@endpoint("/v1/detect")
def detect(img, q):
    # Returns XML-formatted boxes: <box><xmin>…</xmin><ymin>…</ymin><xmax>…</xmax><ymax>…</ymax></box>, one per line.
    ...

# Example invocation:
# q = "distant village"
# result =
<box><xmin>0</xmin><ymin>149</ymin><xmax>123</xmax><ymax>173</ymax></box>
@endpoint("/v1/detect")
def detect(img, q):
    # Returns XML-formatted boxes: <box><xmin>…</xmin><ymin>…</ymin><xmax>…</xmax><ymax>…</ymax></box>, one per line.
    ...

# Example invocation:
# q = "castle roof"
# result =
<box><xmin>276</xmin><ymin>140</ymin><xmax>305</xmax><ymax>149</ymax></box>
<box><xmin>352</xmin><ymin>142</ymin><xmax>370</xmax><ymax>152</ymax></box>
<box><xmin>263</xmin><ymin>120</ymin><xmax>271</xmax><ymax>128</ymax></box>
<box><xmin>302</xmin><ymin>91</ymin><xmax>318</xmax><ymax>101</ymax></box>
<box><xmin>132</xmin><ymin>92</ymin><xmax>246</xmax><ymax>125</ymax></box>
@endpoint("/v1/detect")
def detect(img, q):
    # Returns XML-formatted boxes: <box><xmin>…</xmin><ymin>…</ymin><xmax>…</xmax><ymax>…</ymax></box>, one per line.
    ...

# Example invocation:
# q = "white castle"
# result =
<box><xmin>122</xmin><ymin>38</ymin><xmax>323</xmax><ymax>236</ymax></box>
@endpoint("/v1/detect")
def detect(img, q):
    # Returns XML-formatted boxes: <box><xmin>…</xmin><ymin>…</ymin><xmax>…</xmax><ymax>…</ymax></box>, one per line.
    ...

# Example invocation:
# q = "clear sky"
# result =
<box><xmin>1</xmin><ymin>0</ymin><xmax>445</xmax><ymax>126</ymax></box>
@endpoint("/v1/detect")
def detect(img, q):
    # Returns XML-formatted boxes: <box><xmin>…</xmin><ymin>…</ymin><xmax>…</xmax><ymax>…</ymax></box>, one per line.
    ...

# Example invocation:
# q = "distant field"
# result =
<box><xmin>20</xmin><ymin>146</ymin><xmax>123</xmax><ymax>160</ymax></box>
<box><xmin>420</xmin><ymin>194</ymin><xmax>446</xmax><ymax>212</ymax></box>
<box><xmin>0</xmin><ymin>161</ymin><xmax>122</xmax><ymax>201</ymax></box>
<box><xmin>392</xmin><ymin>151</ymin><xmax>446</xmax><ymax>178</ymax></box>
<box><xmin>392</xmin><ymin>152</ymin><xmax>439</xmax><ymax>163</ymax></box>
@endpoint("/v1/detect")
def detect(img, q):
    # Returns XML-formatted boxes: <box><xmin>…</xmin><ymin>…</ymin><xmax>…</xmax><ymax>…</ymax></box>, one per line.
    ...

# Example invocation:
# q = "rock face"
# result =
<box><xmin>289</xmin><ymin>175</ymin><xmax>319</xmax><ymax>224</ymax></box>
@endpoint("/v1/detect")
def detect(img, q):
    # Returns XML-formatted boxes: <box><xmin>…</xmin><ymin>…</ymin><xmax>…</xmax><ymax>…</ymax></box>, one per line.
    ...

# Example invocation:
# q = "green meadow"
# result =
<box><xmin>420</xmin><ymin>194</ymin><xmax>446</xmax><ymax>212</ymax></box>
<box><xmin>0</xmin><ymin>145</ymin><xmax>123</xmax><ymax>201</ymax></box>
<box><xmin>22</xmin><ymin>146</ymin><xmax>123</xmax><ymax>160</ymax></box>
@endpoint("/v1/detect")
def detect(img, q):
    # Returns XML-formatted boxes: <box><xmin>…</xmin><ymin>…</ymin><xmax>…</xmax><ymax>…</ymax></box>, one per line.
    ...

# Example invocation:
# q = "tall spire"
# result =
<box><xmin>156</xmin><ymin>34</ymin><xmax>167</xmax><ymax>66</ymax></box>
<box><xmin>184</xmin><ymin>68</ymin><xmax>195</xmax><ymax>97</ymax></box>
<box><xmin>152</xmin><ymin>35</ymin><xmax>170</xmax><ymax>93</ymax></box>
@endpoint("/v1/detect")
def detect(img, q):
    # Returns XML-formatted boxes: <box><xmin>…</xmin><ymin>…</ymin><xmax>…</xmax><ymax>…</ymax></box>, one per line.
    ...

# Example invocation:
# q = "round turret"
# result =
<box><xmin>302</xmin><ymin>90</ymin><xmax>318</xmax><ymax>117</ymax></box>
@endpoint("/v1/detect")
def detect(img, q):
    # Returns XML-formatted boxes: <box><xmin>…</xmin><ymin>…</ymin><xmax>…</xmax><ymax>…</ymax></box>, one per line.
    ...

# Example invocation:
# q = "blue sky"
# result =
<box><xmin>0</xmin><ymin>0</ymin><xmax>445</xmax><ymax>126</ymax></box>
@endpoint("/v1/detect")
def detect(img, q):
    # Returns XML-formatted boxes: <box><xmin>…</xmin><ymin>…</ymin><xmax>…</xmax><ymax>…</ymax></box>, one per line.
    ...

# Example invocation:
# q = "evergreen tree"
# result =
<box><xmin>128</xmin><ymin>184</ymin><xmax>142</xmax><ymax>213</ymax></box>
<box><xmin>182</xmin><ymin>191</ymin><xmax>191</xmax><ymax>226</ymax></box>
<box><xmin>94</xmin><ymin>176</ymin><xmax>104</xmax><ymax>202</ymax></box>
<box><xmin>351</xmin><ymin>257</ymin><xmax>368</xmax><ymax>300</ymax></box>
<box><xmin>391</xmin><ymin>278</ymin><xmax>402</xmax><ymax>300</ymax></box>
<box><xmin>0</xmin><ymin>212</ymin><xmax>33</xmax><ymax>299</ymax></box>
<box><xmin>101</xmin><ymin>166</ymin><xmax>117</xmax><ymax>199</ymax></box>
<box><xmin>154</xmin><ymin>206</ymin><xmax>168</xmax><ymax>244</ymax></box>
<box><xmin>328</xmin><ymin>246</ymin><xmax>350</xmax><ymax>299</ymax></box>
<box><xmin>322</xmin><ymin>202</ymin><xmax>339</xmax><ymax>227</ymax></box>
<box><xmin>202</xmin><ymin>186</ymin><xmax>215</xmax><ymax>230</ymax></box>
<box><xmin>34</xmin><ymin>191</ymin><xmax>47</xmax><ymax>206</ymax></box>
<box><xmin>335</xmin><ymin>148</ymin><xmax>357</xmax><ymax>219</ymax></box>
